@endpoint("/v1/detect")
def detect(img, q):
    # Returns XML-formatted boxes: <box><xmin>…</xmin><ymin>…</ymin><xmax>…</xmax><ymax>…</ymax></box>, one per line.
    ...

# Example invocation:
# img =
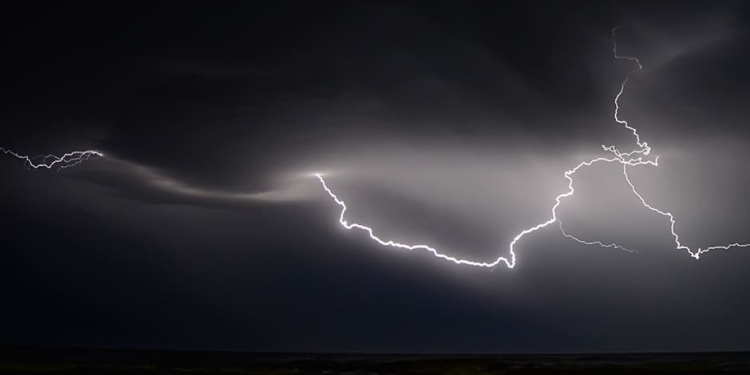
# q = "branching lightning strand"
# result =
<box><xmin>316</xmin><ymin>24</ymin><xmax>750</xmax><ymax>267</ymax></box>
<box><xmin>0</xmin><ymin>147</ymin><xmax>103</xmax><ymax>171</ymax></box>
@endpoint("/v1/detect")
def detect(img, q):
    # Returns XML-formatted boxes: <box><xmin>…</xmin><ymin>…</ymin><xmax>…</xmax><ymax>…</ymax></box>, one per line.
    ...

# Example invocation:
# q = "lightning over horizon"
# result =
<box><xmin>7</xmin><ymin>1</ymin><xmax>750</xmax><ymax>354</ymax></box>
<box><xmin>315</xmin><ymin>24</ymin><xmax>750</xmax><ymax>267</ymax></box>
<box><xmin>2</xmin><ymin>23</ymin><xmax>747</xmax><ymax>269</ymax></box>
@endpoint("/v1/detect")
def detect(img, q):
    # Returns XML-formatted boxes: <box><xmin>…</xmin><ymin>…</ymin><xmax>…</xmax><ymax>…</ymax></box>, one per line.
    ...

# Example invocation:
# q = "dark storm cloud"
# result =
<box><xmin>3</xmin><ymin>0</ymin><xmax>750</xmax><ymax>353</ymax></box>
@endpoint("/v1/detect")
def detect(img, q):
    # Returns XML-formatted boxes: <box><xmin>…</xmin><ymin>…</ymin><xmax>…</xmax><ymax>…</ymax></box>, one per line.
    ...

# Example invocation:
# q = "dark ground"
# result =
<box><xmin>3</xmin><ymin>347</ymin><xmax>750</xmax><ymax>374</ymax></box>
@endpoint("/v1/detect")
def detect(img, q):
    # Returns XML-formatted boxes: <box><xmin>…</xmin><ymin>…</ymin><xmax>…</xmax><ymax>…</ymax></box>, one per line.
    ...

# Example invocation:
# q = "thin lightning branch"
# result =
<box><xmin>316</xmin><ymin>23</ymin><xmax>750</xmax><ymax>267</ymax></box>
<box><xmin>1</xmin><ymin>147</ymin><xmax>103</xmax><ymax>171</ymax></box>
<box><xmin>558</xmin><ymin>221</ymin><xmax>636</xmax><ymax>253</ymax></box>
<box><xmin>606</xmin><ymin>24</ymin><xmax>649</xmax><ymax>161</ymax></box>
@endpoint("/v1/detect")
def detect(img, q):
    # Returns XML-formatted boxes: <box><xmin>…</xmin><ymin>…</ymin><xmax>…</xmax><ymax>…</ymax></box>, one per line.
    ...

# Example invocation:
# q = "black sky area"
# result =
<box><xmin>2</xmin><ymin>1</ymin><xmax>750</xmax><ymax>353</ymax></box>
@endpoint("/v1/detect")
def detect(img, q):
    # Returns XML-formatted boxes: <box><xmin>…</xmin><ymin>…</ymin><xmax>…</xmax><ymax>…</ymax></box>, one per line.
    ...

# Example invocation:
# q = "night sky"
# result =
<box><xmin>2</xmin><ymin>1</ymin><xmax>750</xmax><ymax>353</ymax></box>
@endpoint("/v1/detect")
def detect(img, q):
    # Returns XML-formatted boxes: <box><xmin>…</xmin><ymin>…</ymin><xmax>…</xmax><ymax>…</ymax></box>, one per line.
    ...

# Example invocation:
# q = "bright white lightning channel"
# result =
<box><xmin>0</xmin><ymin>147</ymin><xmax>103</xmax><ymax>170</ymax></box>
<box><xmin>316</xmin><ymin>24</ymin><xmax>750</xmax><ymax>267</ymax></box>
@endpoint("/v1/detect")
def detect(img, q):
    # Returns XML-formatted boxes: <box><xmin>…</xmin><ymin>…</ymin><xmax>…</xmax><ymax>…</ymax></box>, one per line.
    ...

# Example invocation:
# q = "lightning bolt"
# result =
<box><xmin>316</xmin><ymin>24</ymin><xmax>750</xmax><ymax>267</ymax></box>
<box><xmin>2</xmin><ymin>24</ymin><xmax>745</xmax><ymax>265</ymax></box>
<box><xmin>1</xmin><ymin>147</ymin><xmax>103</xmax><ymax>170</ymax></box>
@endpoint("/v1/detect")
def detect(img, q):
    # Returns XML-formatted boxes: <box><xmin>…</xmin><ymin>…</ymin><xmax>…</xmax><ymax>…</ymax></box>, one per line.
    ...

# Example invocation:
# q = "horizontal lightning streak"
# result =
<box><xmin>316</xmin><ymin>24</ymin><xmax>750</xmax><ymax>267</ymax></box>
<box><xmin>0</xmin><ymin>147</ymin><xmax>103</xmax><ymax>170</ymax></box>
<box><xmin>558</xmin><ymin>221</ymin><xmax>636</xmax><ymax>253</ymax></box>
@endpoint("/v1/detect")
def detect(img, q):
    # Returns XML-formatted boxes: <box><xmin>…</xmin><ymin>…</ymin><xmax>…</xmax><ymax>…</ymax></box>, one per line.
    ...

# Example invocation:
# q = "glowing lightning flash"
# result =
<box><xmin>0</xmin><ymin>147</ymin><xmax>103</xmax><ymax>170</ymax></box>
<box><xmin>316</xmin><ymin>24</ymin><xmax>750</xmax><ymax>267</ymax></box>
<box><xmin>2</xmin><ymin>24</ymin><xmax>745</xmax><ymax>267</ymax></box>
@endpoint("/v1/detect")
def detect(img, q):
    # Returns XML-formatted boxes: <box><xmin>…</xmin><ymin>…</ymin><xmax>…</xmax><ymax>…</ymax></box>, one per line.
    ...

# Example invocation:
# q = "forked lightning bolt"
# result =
<box><xmin>316</xmin><ymin>24</ymin><xmax>750</xmax><ymax>267</ymax></box>
<box><xmin>0</xmin><ymin>147</ymin><xmax>103</xmax><ymax>170</ymax></box>
<box><xmin>2</xmin><ymin>24</ymin><xmax>746</xmax><ymax>265</ymax></box>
